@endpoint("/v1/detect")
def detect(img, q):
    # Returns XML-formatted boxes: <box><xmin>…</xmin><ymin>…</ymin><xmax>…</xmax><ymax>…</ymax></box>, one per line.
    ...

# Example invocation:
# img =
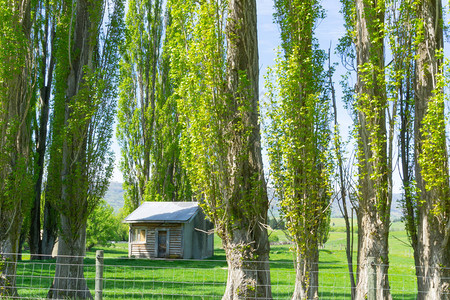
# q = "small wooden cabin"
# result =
<box><xmin>124</xmin><ymin>202</ymin><xmax>214</xmax><ymax>259</ymax></box>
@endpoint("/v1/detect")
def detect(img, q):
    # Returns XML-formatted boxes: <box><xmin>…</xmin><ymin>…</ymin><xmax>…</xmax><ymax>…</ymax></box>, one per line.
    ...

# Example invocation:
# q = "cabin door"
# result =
<box><xmin>157</xmin><ymin>231</ymin><xmax>167</xmax><ymax>258</ymax></box>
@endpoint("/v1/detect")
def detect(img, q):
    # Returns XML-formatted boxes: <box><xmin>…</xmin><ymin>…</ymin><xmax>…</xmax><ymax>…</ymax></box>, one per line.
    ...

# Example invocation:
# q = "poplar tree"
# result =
<box><xmin>118</xmin><ymin>0</ymin><xmax>190</xmax><ymax>214</ymax></box>
<box><xmin>168</xmin><ymin>0</ymin><xmax>272</xmax><ymax>298</ymax></box>
<box><xmin>336</xmin><ymin>2</ymin><xmax>359</xmax><ymax>297</ymax></box>
<box><xmin>28</xmin><ymin>0</ymin><xmax>58</xmax><ymax>259</ymax></box>
<box><xmin>149</xmin><ymin>36</ymin><xmax>192</xmax><ymax>204</ymax></box>
<box><xmin>0</xmin><ymin>0</ymin><xmax>35</xmax><ymax>294</ymax></box>
<box><xmin>266</xmin><ymin>0</ymin><xmax>331</xmax><ymax>298</ymax></box>
<box><xmin>355</xmin><ymin>1</ymin><xmax>392</xmax><ymax>297</ymax></box>
<box><xmin>342</xmin><ymin>0</ymin><xmax>393</xmax><ymax>298</ymax></box>
<box><xmin>46</xmin><ymin>0</ymin><xmax>123</xmax><ymax>297</ymax></box>
<box><xmin>118</xmin><ymin>0</ymin><xmax>163</xmax><ymax>213</ymax></box>
<box><xmin>387</xmin><ymin>1</ymin><xmax>450</xmax><ymax>297</ymax></box>
<box><xmin>387</xmin><ymin>0</ymin><xmax>419</xmax><ymax>282</ymax></box>
<box><xmin>414</xmin><ymin>0</ymin><xmax>450</xmax><ymax>297</ymax></box>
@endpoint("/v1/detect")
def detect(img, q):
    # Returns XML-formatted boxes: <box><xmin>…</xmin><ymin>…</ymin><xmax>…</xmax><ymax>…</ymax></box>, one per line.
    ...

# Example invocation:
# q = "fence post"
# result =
<box><xmin>95</xmin><ymin>250</ymin><xmax>104</xmax><ymax>300</ymax></box>
<box><xmin>368</xmin><ymin>256</ymin><xmax>376</xmax><ymax>300</ymax></box>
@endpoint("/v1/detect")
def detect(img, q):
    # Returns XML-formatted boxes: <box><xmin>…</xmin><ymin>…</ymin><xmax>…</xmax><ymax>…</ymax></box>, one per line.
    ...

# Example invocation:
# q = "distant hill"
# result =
<box><xmin>330</xmin><ymin>193</ymin><xmax>403</xmax><ymax>221</ymax></box>
<box><xmin>109</xmin><ymin>182</ymin><xmax>405</xmax><ymax>221</ymax></box>
<box><xmin>269</xmin><ymin>189</ymin><xmax>404</xmax><ymax>221</ymax></box>
<box><xmin>104</xmin><ymin>181</ymin><xmax>124</xmax><ymax>212</ymax></box>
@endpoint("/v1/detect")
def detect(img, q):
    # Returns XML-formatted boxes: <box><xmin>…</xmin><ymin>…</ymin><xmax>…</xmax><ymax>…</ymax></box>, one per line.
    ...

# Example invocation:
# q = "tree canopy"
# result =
<box><xmin>0</xmin><ymin>0</ymin><xmax>449</xmax><ymax>299</ymax></box>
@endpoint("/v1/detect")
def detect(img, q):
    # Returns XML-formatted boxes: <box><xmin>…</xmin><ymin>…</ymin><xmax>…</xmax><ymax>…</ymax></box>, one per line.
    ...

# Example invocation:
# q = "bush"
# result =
<box><xmin>86</xmin><ymin>200</ymin><xmax>128</xmax><ymax>250</ymax></box>
<box><xmin>269</xmin><ymin>234</ymin><xmax>279</xmax><ymax>243</ymax></box>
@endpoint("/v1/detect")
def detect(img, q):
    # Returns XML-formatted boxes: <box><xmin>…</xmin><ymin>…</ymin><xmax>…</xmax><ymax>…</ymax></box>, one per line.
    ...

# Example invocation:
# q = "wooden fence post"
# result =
<box><xmin>95</xmin><ymin>250</ymin><xmax>104</xmax><ymax>300</ymax></box>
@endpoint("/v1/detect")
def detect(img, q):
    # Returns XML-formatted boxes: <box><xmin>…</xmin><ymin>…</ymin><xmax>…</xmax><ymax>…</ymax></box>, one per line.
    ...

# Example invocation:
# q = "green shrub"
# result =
<box><xmin>269</xmin><ymin>234</ymin><xmax>280</xmax><ymax>243</ymax></box>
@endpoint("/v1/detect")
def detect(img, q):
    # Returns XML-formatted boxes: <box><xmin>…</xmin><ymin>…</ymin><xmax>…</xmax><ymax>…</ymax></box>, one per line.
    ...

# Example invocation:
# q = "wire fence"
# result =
<box><xmin>0</xmin><ymin>251</ymin><xmax>447</xmax><ymax>299</ymax></box>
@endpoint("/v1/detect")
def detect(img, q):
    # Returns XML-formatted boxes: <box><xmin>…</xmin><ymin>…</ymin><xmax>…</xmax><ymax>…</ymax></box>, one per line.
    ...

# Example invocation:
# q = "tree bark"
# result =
<box><xmin>222</xmin><ymin>225</ymin><xmax>271</xmax><ymax>299</ymax></box>
<box><xmin>414</xmin><ymin>1</ymin><xmax>450</xmax><ymax>298</ymax></box>
<box><xmin>0</xmin><ymin>213</ymin><xmax>21</xmax><ymax>297</ymax></box>
<box><xmin>356</xmin><ymin>211</ymin><xmax>391</xmax><ymax>299</ymax></box>
<box><xmin>222</xmin><ymin>0</ymin><xmax>272</xmax><ymax>298</ymax></box>
<box><xmin>47</xmin><ymin>215</ymin><xmax>92</xmax><ymax>299</ymax></box>
<box><xmin>41</xmin><ymin>200</ymin><xmax>58</xmax><ymax>257</ymax></box>
<box><xmin>291</xmin><ymin>244</ymin><xmax>319</xmax><ymax>300</ymax></box>
<box><xmin>354</xmin><ymin>0</ymin><xmax>392</xmax><ymax>299</ymax></box>
<box><xmin>0</xmin><ymin>0</ymin><xmax>34</xmax><ymax>295</ymax></box>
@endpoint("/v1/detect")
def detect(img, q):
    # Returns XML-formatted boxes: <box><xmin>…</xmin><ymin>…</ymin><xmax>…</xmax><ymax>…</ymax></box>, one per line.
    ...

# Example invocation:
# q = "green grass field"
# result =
<box><xmin>14</xmin><ymin>220</ymin><xmax>417</xmax><ymax>299</ymax></box>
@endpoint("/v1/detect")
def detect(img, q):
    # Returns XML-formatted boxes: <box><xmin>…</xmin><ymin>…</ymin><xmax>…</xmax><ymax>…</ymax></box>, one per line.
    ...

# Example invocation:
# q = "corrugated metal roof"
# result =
<box><xmin>124</xmin><ymin>202</ymin><xmax>200</xmax><ymax>223</ymax></box>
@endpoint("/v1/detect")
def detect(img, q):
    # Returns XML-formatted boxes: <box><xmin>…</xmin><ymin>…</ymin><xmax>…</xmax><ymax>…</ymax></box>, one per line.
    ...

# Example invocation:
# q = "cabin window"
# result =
<box><xmin>132</xmin><ymin>228</ymin><xmax>146</xmax><ymax>243</ymax></box>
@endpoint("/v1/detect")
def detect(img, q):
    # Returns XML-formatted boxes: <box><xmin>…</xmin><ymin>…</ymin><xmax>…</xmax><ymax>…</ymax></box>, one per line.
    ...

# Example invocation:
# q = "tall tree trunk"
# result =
<box><xmin>0</xmin><ymin>0</ymin><xmax>34</xmax><ymax>295</ymax></box>
<box><xmin>354</xmin><ymin>0</ymin><xmax>392</xmax><ymax>299</ymax></box>
<box><xmin>47</xmin><ymin>0</ymin><xmax>94</xmax><ymax>296</ymax></box>
<box><xmin>393</xmin><ymin>0</ymin><xmax>421</xmax><ymax>284</ymax></box>
<box><xmin>222</xmin><ymin>0</ymin><xmax>271</xmax><ymax>298</ymax></box>
<box><xmin>0</xmin><ymin>211</ymin><xmax>22</xmax><ymax>297</ymax></box>
<box><xmin>414</xmin><ymin>1</ymin><xmax>450</xmax><ymax>298</ymax></box>
<box><xmin>399</xmin><ymin>76</ymin><xmax>421</xmax><ymax>288</ymax></box>
<box><xmin>356</xmin><ymin>210</ymin><xmax>391</xmax><ymax>299</ymax></box>
<box><xmin>47</xmin><ymin>215</ymin><xmax>92</xmax><ymax>299</ymax></box>
<box><xmin>330</xmin><ymin>52</ymin><xmax>356</xmax><ymax>299</ymax></box>
<box><xmin>222</xmin><ymin>224</ymin><xmax>271</xmax><ymax>299</ymax></box>
<box><xmin>292</xmin><ymin>244</ymin><xmax>319</xmax><ymax>300</ymax></box>
<box><xmin>29</xmin><ymin>17</ymin><xmax>55</xmax><ymax>259</ymax></box>
<box><xmin>41</xmin><ymin>200</ymin><xmax>58</xmax><ymax>257</ymax></box>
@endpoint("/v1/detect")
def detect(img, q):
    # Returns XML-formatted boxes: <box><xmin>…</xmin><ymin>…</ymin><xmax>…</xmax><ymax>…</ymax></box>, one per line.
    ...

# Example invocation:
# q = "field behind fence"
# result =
<box><xmin>0</xmin><ymin>229</ymin><xmax>434</xmax><ymax>299</ymax></box>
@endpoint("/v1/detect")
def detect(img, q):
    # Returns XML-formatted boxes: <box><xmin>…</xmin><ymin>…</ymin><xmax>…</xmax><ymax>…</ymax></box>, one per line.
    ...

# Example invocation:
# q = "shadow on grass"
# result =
<box><xmin>318</xmin><ymin>291</ymin><xmax>416</xmax><ymax>300</ymax></box>
<box><xmin>86</xmin><ymin>257</ymin><xmax>229</xmax><ymax>270</ymax></box>
<box><xmin>320</xmin><ymin>249</ymin><xmax>333</xmax><ymax>255</ymax></box>
<box><xmin>89</xmin><ymin>245</ymin><xmax>130</xmax><ymax>256</ymax></box>
<box><xmin>102</xmin><ymin>292</ymin><xmax>223</xmax><ymax>299</ymax></box>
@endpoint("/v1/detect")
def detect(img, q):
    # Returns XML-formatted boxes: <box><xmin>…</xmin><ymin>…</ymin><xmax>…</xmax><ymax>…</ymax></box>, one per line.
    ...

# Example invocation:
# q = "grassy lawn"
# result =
<box><xmin>14</xmin><ymin>220</ymin><xmax>417</xmax><ymax>299</ymax></box>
